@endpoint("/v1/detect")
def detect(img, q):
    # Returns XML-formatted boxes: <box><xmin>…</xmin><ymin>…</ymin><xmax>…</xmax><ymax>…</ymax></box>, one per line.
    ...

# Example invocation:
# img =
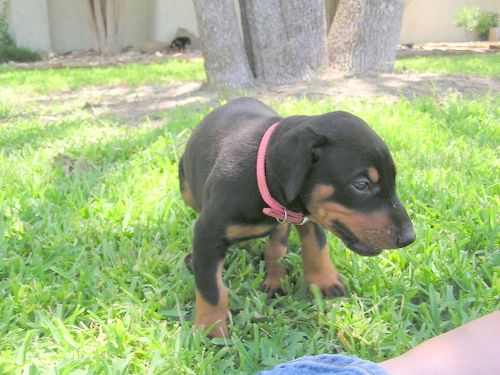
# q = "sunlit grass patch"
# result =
<box><xmin>0</xmin><ymin>92</ymin><xmax>498</xmax><ymax>373</ymax></box>
<box><xmin>0</xmin><ymin>58</ymin><xmax>206</xmax><ymax>95</ymax></box>
<box><xmin>395</xmin><ymin>53</ymin><xmax>500</xmax><ymax>77</ymax></box>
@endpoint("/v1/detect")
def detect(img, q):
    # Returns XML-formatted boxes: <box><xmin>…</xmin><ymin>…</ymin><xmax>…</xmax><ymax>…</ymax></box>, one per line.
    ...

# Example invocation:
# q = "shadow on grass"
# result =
<box><xmin>7</xmin><ymin>101</ymin><xmax>208</xmax><ymax>259</ymax></box>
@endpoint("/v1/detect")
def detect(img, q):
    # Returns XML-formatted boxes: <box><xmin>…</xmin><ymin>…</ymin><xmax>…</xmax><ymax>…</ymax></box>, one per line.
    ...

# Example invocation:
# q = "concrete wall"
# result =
<box><xmin>8</xmin><ymin>0</ymin><xmax>52</xmax><ymax>51</ymax></box>
<box><xmin>47</xmin><ymin>0</ymin><xmax>154</xmax><ymax>53</ymax></box>
<box><xmin>152</xmin><ymin>0</ymin><xmax>198</xmax><ymax>42</ymax></box>
<box><xmin>122</xmin><ymin>0</ymin><xmax>154</xmax><ymax>48</ymax></box>
<box><xmin>400</xmin><ymin>0</ymin><xmax>500</xmax><ymax>43</ymax></box>
<box><xmin>47</xmin><ymin>0</ymin><xmax>93</xmax><ymax>52</ymax></box>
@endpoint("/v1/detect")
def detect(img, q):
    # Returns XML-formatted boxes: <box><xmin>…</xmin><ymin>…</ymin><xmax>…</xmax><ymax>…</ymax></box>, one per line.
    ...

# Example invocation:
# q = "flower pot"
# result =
<box><xmin>465</xmin><ymin>30</ymin><xmax>480</xmax><ymax>41</ymax></box>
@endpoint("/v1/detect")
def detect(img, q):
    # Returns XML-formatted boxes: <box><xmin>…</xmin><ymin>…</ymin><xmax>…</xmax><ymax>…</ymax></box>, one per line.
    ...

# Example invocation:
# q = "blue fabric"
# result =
<box><xmin>257</xmin><ymin>354</ymin><xmax>390</xmax><ymax>375</ymax></box>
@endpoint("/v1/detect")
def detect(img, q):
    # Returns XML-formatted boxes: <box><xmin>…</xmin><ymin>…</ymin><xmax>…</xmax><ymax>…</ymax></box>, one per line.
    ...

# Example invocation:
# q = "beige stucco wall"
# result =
<box><xmin>47</xmin><ymin>0</ymin><xmax>154</xmax><ymax>53</ymax></box>
<box><xmin>7</xmin><ymin>0</ymin><xmax>52</xmax><ymax>51</ymax></box>
<box><xmin>400</xmin><ymin>0</ymin><xmax>500</xmax><ymax>43</ymax></box>
<box><xmin>152</xmin><ymin>0</ymin><xmax>198</xmax><ymax>42</ymax></box>
<box><xmin>47</xmin><ymin>0</ymin><xmax>93</xmax><ymax>52</ymax></box>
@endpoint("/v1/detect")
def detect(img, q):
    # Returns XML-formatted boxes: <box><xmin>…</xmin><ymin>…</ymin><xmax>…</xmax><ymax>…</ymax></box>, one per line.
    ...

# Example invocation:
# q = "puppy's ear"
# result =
<box><xmin>267</xmin><ymin>124</ymin><xmax>324</xmax><ymax>203</ymax></box>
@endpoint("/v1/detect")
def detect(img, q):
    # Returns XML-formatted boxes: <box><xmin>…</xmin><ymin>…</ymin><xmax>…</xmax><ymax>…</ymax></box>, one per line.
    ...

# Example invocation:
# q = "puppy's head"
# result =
<box><xmin>267</xmin><ymin>111</ymin><xmax>415</xmax><ymax>256</ymax></box>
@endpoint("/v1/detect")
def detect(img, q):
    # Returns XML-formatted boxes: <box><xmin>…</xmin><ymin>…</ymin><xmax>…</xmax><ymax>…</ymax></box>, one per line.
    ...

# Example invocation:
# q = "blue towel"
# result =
<box><xmin>257</xmin><ymin>354</ymin><xmax>389</xmax><ymax>375</ymax></box>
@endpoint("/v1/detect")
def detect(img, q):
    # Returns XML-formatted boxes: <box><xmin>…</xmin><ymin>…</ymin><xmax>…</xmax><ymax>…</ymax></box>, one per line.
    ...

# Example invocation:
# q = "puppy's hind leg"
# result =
<box><xmin>192</xmin><ymin>219</ymin><xmax>230</xmax><ymax>338</ymax></box>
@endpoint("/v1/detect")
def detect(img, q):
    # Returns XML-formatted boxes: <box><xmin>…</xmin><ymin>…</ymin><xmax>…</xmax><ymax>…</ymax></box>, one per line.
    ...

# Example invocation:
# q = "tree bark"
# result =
<box><xmin>328</xmin><ymin>0</ymin><xmax>404</xmax><ymax>74</ymax></box>
<box><xmin>83</xmin><ymin>0</ymin><xmax>123</xmax><ymax>55</ymax></box>
<box><xmin>241</xmin><ymin>0</ymin><xmax>327</xmax><ymax>84</ymax></box>
<box><xmin>239</xmin><ymin>0</ymin><xmax>256</xmax><ymax>77</ymax></box>
<box><xmin>105</xmin><ymin>0</ymin><xmax>122</xmax><ymax>55</ymax></box>
<box><xmin>192</xmin><ymin>0</ymin><xmax>253</xmax><ymax>88</ymax></box>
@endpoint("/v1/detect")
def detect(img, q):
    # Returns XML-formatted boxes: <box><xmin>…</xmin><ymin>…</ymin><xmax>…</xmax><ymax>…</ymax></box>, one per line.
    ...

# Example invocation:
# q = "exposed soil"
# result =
<box><xmin>8</xmin><ymin>43</ymin><xmax>499</xmax><ymax>124</ymax></box>
<box><xmin>396</xmin><ymin>41</ymin><xmax>500</xmax><ymax>57</ymax></box>
<box><xmin>7</xmin><ymin>49</ymin><xmax>199</xmax><ymax>69</ymax></box>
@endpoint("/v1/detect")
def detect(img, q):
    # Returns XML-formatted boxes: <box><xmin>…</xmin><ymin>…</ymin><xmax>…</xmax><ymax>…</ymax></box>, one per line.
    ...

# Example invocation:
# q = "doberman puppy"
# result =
<box><xmin>179</xmin><ymin>98</ymin><xmax>415</xmax><ymax>337</ymax></box>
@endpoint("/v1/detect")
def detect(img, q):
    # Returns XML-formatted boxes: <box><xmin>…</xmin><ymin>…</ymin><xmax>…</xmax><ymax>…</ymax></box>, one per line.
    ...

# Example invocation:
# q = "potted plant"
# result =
<box><xmin>454</xmin><ymin>6</ymin><xmax>499</xmax><ymax>41</ymax></box>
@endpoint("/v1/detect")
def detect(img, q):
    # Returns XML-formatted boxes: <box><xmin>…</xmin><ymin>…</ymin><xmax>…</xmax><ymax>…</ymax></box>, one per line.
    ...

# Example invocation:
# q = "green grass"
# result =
<box><xmin>0</xmin><ymin>85</ymin><xmax>498</xmax><ymax>374</ymax></box>
<box><xmin>0</xmin><ymin>56</ymin><xmax>499</xmax><ymax>372</ymax></box>
<box><xmin>395</xmin><ymin>53</ymin><xmax>500</xmax><ymax>77</ymax></box>
<box><xmin>0</xmin><ymin>58</ymin><xmax>205</xmax><ymax>94</ymax></box>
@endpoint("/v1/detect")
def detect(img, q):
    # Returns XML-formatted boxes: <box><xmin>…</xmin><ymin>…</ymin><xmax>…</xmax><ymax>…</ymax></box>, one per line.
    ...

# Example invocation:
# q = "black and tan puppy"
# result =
<box><xmin>179</xmin><ymin>98</ymin><xmax>415</xmax><ymax>337</ymax></box>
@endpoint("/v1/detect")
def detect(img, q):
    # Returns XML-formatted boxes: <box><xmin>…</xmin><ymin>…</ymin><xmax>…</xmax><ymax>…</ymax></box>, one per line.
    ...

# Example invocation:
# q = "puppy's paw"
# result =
<box><xmin>320</xmin><ymin>279</ymin><xmax>347</xmax><ymax>298</ymax></box>
<box><xmin>194</xmin><ymin>320</ymin><xmax>229</xmax><ymax>339</ymax></box>
<box><xmin>259</xmin><ymin>280</ymin><xmax>284</xmax><ymax>298</ymax></box>
<box><xmin>308</xmin><ymin>274</ymin><xmax>347</xmax><ymax>299</ymax></box>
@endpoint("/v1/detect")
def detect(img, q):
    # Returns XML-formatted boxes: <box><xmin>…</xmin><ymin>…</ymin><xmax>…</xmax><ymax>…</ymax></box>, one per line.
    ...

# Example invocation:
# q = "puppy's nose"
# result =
<box><xmin>397</xmin><ymin>225</ymin><xmax>416</xmax><ymax>247</ymax></box>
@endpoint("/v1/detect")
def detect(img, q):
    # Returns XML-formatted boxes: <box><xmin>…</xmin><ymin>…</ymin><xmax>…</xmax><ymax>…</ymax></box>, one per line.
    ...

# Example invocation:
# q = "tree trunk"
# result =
<box><xmin>239</xmin><ymin>0</ymin><xmax>256</xmax><ymax>77</ymax></box>
<box><xmin>83</xmin><ymin>0</ymin><xmax>123</xmax><ymax>55</ymax></box>
<box><xmin>193</xmin><ymin>0</ymin><xmax>253</xmax><ymax>88</ymax></box>
<box><xmin>241</xmin><ymin>0</ymin><xmax>327</xmax><ymax>84</ymax></box>
<box><xmin>328</xmin><ymin>0</ymin><xmax>404</xmax><ymax>74</ymax></box>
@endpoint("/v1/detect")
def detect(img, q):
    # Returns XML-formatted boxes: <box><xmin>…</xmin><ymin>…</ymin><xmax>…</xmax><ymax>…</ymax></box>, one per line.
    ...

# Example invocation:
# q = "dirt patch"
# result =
<box><xmin>260</xmin><ymin>69</ymin><xmax>498</xmax><ymax>103</ymax></box>
<box><xmin>30</xmin><ymin>71</ymin><xmax>498</xmax><ymax>125</ymax></box>
<box><xmin>9</xmin><ymin>43</ymin><xmax>498</xmax><ymax>124</ymax></box>
<box><xmin>6</xmin><ymin>42</ymin><xmax>499</xmax><ymax>69</ymax></box>
<box><xmin>6</xmin><ymin>49</ymin><xmax>202</xmax><ymax>69</ymax></box>
<box><xmin>397</xmin><ymin>41</ymin><xmax>500</xmax><ymax>57</ymax></box>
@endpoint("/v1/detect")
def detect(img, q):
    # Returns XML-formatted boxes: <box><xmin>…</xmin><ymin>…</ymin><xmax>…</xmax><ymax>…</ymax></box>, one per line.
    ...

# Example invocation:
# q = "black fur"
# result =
<box><xmin>170</xmin><ymin>37</ymin><xmax>191</xmax><ymax>51</ymax></box>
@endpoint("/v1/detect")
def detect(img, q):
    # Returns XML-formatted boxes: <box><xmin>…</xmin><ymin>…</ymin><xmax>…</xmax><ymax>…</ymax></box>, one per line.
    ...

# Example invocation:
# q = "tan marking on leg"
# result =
<box><xmin>181</xmin><ymin>180</ymin><xmax>199</xmax><ymax>211</ymax></box>
<box><xmin>261</xmin><ymin>224</ymin><xmax>289</xmax><ymax>296</ymax></box>
<box><xmin>225</xmin><ymin>224</ymin><xmax>274</xmax><ymax>241</ymax></box>
<box><xmin>297</xmin><ymin>223</ymin><xmax>345</xmax><ymax>298</ymax></box>
<box><xmin>193</xmin><ymin>261</ymin><xmax>229</xmax><ymax>338</ymax></box>
<box><xmin>368</xmin><ymin>167</ymin><xmax>380</xmax><ymax>184</ymax></box>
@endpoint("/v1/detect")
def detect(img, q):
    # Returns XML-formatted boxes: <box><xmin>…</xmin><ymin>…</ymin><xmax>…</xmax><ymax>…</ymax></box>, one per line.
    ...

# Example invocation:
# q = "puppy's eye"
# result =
<box><xmin>353</xmin><ymin>179</ymin><xmax>370</xmax><ymax>191</ymax></box>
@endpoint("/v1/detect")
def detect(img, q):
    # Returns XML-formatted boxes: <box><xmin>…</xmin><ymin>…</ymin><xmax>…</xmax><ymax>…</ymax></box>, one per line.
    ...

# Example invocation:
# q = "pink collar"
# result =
<box><xmin>256</xmin><ymin>122</ymin><xmax>308</xmax><ymax>225</ymax></box>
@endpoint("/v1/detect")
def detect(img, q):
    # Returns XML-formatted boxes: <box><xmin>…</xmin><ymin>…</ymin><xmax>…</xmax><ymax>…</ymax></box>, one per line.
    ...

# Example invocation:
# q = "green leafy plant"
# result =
<box><xmin>0</xmin><ymin>0</ymin><xmax>13</xmax><ymax>46</ymax></box>
<box><xmin>0</xmin><ymin>1</ymin><xmax>40</xmax><ymax>63</ymax></box>
<box><xmin>455</xmin><ymin>6</ymin><xmax>499</xmax><ymax>40</ymax></box>
<box><xmin>0</xmin><ymin>44</ymin><xmax>40</xmax><ymax>62</ymax></box>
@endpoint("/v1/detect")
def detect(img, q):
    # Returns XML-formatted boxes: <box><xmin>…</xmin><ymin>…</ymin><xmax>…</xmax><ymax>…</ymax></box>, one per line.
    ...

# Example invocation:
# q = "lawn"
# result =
<box><xmin>0</xmin><ymin>56</ymin><xmax>499</xmax><ymax>374</ymax></box>
<box><xmin>0</xmin><ymin>58</ymin><xmax>206</xmax><ymax>95</ymax></box>
<box><xmin>395</xmin><ymin>53</ymin><xmax>500</xmax><ymax>77</ymax></box>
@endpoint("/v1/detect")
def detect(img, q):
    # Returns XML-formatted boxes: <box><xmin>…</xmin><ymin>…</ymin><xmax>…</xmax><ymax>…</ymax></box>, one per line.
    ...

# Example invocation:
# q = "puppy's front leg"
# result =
<box><xmin>297</xmin><ymin>222</ymin><xmax>346</xmax><ymax>298</ymax></box>
<box><xmin>260</xmin><ymin>224</ymin><xmax>290</xmax><ymax>297</ymax></box>
<box><xmin>192</xmin><ymin>220</ymin><xmax>229</xmax><ymax>338</ymax></box>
